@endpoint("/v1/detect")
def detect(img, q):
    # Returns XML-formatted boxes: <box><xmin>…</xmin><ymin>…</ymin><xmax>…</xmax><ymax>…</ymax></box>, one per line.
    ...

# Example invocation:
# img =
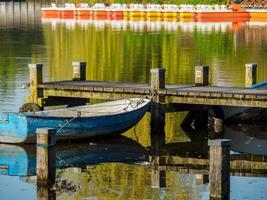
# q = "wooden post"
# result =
<box><xmin>28</xmin><ymin>64</ymin><xmax>44</xmax><ymax>107</ymax></box>
<box><xmin>150</xmin><ymin>68</ymin><xmax>166</xmax><ymax>90</ymax></box>
<box><xmin>150</xmin><ymin>98</ymin><xmax>166</xmax><ymax>188</ymax></box>
<box><xmin>195</xmin><ymin>66</ymin><xmax>209</xmax><ymax>86</ymax></box>
<box><xmin>72</xmin><ymin>61</ymin><xmax>86</xmax><ymax>81</ymax></box>
<box><xmin>37</xmin><ymin>183</ymin><xmax>56</xmax><ymax>200</ymax></box>
<box><xmin>36</xmin><ymin>128</ymin><xmax>56</xmax><ymax>185</ymax></box>
<box><xmin>208</xmin><ymin>139</ymin><xmax>231</xmax><ymax>200</ymax></box>
<box><xmin>195</xmin><ymin>174</ymin><xmax>209</xmax><ymax>185</ymax></box>
<box><xmin>151</xmin><ymin>166</ymin><xmax>166</xmax><ymax>188</ymax></box>
<box><xmin>245</xmin><ymin>63</ymin><xmax>257</xmax><ymax>88</ymax></box>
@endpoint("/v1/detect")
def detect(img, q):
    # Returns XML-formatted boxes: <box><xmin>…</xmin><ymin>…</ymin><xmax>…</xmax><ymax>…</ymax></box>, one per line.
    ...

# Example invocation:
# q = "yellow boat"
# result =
<box><xmin>129</xmin><ymin>4</ymin><xmax>145</xmax><ymax>18</ymax></box>
<box><xmin>179</xmin><ymin>4</ymin><xmax>195</xmax><ymax>18</ymax></box>
<box><xmin>162</xmin><ymin>4</ymin><xmax>178</xmax><ymax>18</ymax></box>
<box><xmin>146</xmin><ymin>4</ymin><xmax>162</xmax><ymax>18</ymax></box>
<box><xmin>247</xmin><ymin>9</ymin><xmax>267</xmax><ymax>19</ymax></box>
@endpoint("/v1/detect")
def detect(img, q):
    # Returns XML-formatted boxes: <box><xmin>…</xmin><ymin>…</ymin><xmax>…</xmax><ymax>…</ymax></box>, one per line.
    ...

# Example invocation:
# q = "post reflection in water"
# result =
<box><xmin>150</xmin><ymin>101</ymin><xmax>166</xmax><ymax>189</ymax></box>
<box><xmin>36</xmin><ymin>128</ymin><xmax>56</xmax><ymax>200</ymax></box>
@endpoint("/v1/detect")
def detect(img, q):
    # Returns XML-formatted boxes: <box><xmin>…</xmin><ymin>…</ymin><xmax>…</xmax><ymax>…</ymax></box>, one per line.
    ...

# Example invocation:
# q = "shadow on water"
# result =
<box><xmin>1</xmin><ymin>109</ymin><xmax>267</xmax><ymax>199</ymax></box>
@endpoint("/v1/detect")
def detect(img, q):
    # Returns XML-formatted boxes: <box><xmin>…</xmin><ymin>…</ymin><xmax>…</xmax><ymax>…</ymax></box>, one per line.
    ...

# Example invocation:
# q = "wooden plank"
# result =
<box><xmin>166</xmin><ymin>96</ymin><xmax>267</xmax><ymax>108</ymax></box>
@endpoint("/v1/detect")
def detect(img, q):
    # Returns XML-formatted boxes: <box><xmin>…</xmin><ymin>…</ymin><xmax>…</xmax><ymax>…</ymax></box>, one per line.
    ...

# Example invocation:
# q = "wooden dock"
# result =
<box><xmin>25</xmin><ymin>62</ymin><xmax>267</xmax><ymax>109</ymax></box>
<box><xmin>38</xmin><ymin>81</ymin><xmax>267</xmax><ymax>107</ymax></box>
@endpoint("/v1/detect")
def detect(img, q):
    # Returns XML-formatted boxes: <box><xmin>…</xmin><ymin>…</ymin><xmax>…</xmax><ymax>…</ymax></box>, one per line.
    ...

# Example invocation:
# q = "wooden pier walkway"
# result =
<box><xmin>38</xmin><ymin>80</ymin><xmax>267</xmax><ymax>107</ymax></box>
<box><xmin>26</xmin><ymin>62</ymin><xmax>267</xmax><ymax>109</ymax></box>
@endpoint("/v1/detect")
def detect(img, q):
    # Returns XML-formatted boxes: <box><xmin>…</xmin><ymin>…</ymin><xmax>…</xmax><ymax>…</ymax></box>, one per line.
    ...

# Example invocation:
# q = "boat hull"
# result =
<box><xmin>163</xmin><ymin>12</ymin><xmax>177</xmax><ymax>18</ymax></box>
<box><xmin>93</xmin><ymin>10</ymin><xmax>108</xmax><ymax>16</ymax></box>
<box><xmin>129</xmin><ymin>11</ymin><xmax>145</xmax><ymax>18</ymax></box>
<box><xmin>179</xmin><ymin>12</ymin><xmax>194</xmax><ymax>18</ymax></box>
<box><xmin>75</xmin><ymin>9</ymin><xmax>92</xmax><ymax>19</ymax></box>
<box><xmin>146</xmin><ymin>11</ymin><xmax>162</xmax><ymax>18</ymax></box>
<box><xmin>41</xmin><ymin>9</ymin><xmax>60</xmax><ymax>18</ymax></box>
<box><xmin>196</xmin><ymin>11</ymin><xmax>250</xmax><ymax>19</ymax></box>
<box><xmin>0</xmin><ymin>99</ymin><xmax>150</xmax><ymax>143</ymax></box>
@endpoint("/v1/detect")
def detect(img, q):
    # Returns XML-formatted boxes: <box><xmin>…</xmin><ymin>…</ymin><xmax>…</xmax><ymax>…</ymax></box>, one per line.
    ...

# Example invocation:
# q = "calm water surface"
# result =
<box><xmin>1</xmin><ymin>2</ymin><xmax>267</xmax><ymax>200</ymax></box>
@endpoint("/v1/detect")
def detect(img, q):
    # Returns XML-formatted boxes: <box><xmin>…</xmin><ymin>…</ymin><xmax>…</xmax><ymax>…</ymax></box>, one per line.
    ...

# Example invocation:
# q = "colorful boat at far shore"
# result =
<box><xmin>162</xmin><ymin>4</ymin><xmax>179</xmax><ymax>18</ymax></box>
<box><xmin>146</xmin><ymin>4</ymin><xmax>162</xmax><ymax>18</ymax></box>
<box><xmin>129</xmin><ymin>4</ymin><xmax>145</xmax><ymax>18</ymax></box>
<box><xmin>195</xmin><ymin>4</ymin><xmax>250</xmax><ymax>20</ymax></box>
<box><xmin>246</xmin><ymin>9</ymin><xmax>267</xmax><ymax>19</ymax></box>
<box><xmin>178</xmin><ymin>4</ymin><xmax>195</xmax><ymax>18</ymax></box>
<box><xmin>91</xmin><ymin>3</ymin><xmax>108</xmax><ymax>17</ymax></box>
<box><xmin>60</xmin><ymin>3</ymin><xmax>75</xmax><ymax>19</ymax></box>
<box><xmin>75</xmin><ymin>3</ymin><xmax>92</xmax><ymax>19</ymax></box>
<box><xmin>41</xmin><ymin>3</ymin><xmax>60</xmax><ymax>18</ymax></box>
<box><xmin>108</xmin><ymin>3</ymin><xmax>126</xmax><ymax>18</ymax></box>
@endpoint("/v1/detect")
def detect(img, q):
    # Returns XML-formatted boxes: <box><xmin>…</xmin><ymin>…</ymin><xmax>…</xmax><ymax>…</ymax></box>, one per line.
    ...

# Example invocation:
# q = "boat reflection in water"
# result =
<box><xmin>0</xmin><ymin>136</ymin><xmax>149</xmax><ymax>177</ymax></box>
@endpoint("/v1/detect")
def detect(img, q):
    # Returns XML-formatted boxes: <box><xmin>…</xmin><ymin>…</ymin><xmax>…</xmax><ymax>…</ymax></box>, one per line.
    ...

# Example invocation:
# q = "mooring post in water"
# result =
<box><xmin>245</xmin><ymin>63</ymin><xmax>257</xmax><ymax>88</ymax></box>
<box><xmin>150</xmin><ymin>68</ymin><xmax>166</xmax><ymax>188</ymax></box>
<box><xmin>28</xmin><ymin>63</ymin><xmax>44</xmax><ymax>107</ymax></box>
<box><xmin>195</xmin><ymin>174</ymin><xmax>209</xmax><ymax>185</ymax></box>
<box><xmin>150</xmin><ymin>68</ymin><xmax>166</xmax><ymax>90</ymax></box>
<box><xmin>72</xmin><ymin>61</ymin><xmax>87</xmax><ymax>81</ymax></box>
<box><xmin>36</xmin><ymin>128</ymin><xmax>56</xmax><ymax>185</ymax></box>
<box><xmin>208</xmin><ymin>139</ymin><xmax>231</xmax><ymax>200</ymax></box>
<box><xmin>195</xmin><ymin>65</ymin><xmax>209</xmax><ymax>86</ymax></box>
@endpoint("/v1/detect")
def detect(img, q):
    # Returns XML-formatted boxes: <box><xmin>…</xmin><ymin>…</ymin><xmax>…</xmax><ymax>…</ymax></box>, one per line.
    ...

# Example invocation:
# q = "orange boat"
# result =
<box><xmin>41</xmin><ymin>3</ymin><xmax>60</xmax><ymax>18</ymax></box>
<box><xmin>108</xmin><ymin>3</ymin><xmax>125</xmax><ymax>18</ymax></box>
<box><xmin>91</xmin><ymin>3</ymin><xmax>108</xmax><ymax>17</ymax></box>
<box><xmin>196</xmin><ymin>11</ymin><xmax>250</xmax><ymax>19</ymax></box>
<box><xmin>75</xmin><ymin>3</ymin><xmax>92</xmax><ymax>19</ymax></box>
<box><xmin>195</xmin><ymin>4</ymin><xmax>250</xmax><ymax>20</ymax></box>
<box><xmin>60</xmin><ymin>3</ymin><xmax>76</xmax><ymax>19</ymax></box>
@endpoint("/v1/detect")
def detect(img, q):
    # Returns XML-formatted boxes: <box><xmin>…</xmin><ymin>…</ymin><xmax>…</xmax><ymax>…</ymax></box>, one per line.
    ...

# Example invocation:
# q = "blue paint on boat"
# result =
<box><xmin>250</xmin><ymin>81</ymin><xmax>267</xmax><ymax>88</ymax></box>
<box><xmin>0</xmin><ymin>99</ymin><xmax>150</xmax><ymax>143</ymax></box>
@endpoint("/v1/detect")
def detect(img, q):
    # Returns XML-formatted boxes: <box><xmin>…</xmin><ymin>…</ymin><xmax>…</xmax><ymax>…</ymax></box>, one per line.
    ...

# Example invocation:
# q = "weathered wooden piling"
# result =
<box><xmin>208</xmin><ymin>139</ymin><xmax>231</xmax><ymax>200</ymax></box>
<box><xmin>195</xmin><ymin>174</ymin><xmax>209</xmax><ymax>185</ymax></box>
<box><xmin>195</xmin><ymin>66</ymin><xmax>209</xmax><ymax>86</ymax></box>
<box><xmin>72</xmin><ymin>61</ymin><xmax>86</xmax><ymax>81</ymax></box>
<box><xmin>28</xmin><ymin>64</ymin><xmax>44</xmax><ymax>107</ymax></box>
<box><xmin>37</xmin><ymin>183</ymin><xmax>56</xmax><ymax>200</ymax></box>
<box><xmin>245</xmin><ymin>63</ymin><xmax>257</xmax><ymax>88</ymax></box>
<box><xmin>150</xmin><ymin>68</ymin><xmax>166</xmax><ymax>90</ymax></box>
<box><xmin>36</xmin><ymin>128</ymin><xmax>56</xmax><ymax>185</ymax></box>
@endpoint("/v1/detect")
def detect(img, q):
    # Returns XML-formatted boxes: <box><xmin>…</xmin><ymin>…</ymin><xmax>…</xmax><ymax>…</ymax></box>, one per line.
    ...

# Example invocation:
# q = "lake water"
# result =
<box><xmin>1</xmin><ymin>1</ymin><xmax>267</xmax><ymax>200</ymax></box>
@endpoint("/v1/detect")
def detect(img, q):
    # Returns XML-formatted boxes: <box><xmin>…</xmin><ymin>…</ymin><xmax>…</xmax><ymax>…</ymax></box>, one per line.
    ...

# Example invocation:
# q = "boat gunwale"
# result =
<box><xmin>16</xmin><ymin>99</ymin><xmax>150</xmax><ymax>120</ymax></box>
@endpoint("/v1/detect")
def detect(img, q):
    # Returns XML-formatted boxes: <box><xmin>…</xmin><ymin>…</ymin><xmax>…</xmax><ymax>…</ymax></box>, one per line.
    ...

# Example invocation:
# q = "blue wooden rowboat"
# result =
<box><xmin>0</xmin><ymin>98</ymin><xmax>150</xmax><ymax>143</ymax></box>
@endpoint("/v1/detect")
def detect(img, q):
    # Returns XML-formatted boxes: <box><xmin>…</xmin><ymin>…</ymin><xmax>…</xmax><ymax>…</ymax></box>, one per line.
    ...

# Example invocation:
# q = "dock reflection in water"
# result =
<box><xmin>1</xmin><ymin>119</ymin><xmax>267</xmax><ymax>199</ymax></box>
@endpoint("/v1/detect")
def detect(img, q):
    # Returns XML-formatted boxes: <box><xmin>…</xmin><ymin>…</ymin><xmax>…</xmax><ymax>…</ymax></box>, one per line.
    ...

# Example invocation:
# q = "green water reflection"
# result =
<box><xmin>2</xmin><ymin>9</ymin><xmax>267</xmax><ymax>199</ymax></box>
<box><xmin>42</xmin><ymin>20</ymin><xmax>267</xmax><ymax>87</ymax></box>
